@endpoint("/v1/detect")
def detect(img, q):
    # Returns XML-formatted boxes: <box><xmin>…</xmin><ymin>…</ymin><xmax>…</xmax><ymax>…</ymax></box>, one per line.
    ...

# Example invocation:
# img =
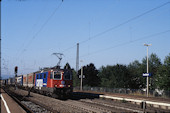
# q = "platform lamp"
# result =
<box><xmin>144</xmin><ymin>43</ymin><xmax>152</xmax><ymax>97</ymax></box>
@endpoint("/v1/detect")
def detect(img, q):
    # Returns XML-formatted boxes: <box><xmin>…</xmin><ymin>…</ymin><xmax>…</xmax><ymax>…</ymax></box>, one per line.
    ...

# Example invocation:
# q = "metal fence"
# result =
<box><xmin>74</xmin><ymin>86</ymin><xmax>170</xmax><ymax>99</ymax></box>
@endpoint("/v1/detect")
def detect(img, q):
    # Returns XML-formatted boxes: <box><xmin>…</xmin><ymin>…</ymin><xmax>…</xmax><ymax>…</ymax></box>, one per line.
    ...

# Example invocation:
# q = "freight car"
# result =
<box><xmin>16</xmin><ymin>75</ymin><xmax>23</xmax><ymax>87</ymax></box>
<box><xmin>2</xmin><ymin>79</ymin><xmax>8</xmax><ymax>86</ymax></box>
<box><xmin>8</xmin><ymin>77</ymin><xmax>15</xmax><ymax>86</ymax></box>
<box><xmin>22</xmin><ymin>73</ymin><xmax>35</xmax><ymax>88</ymax></box>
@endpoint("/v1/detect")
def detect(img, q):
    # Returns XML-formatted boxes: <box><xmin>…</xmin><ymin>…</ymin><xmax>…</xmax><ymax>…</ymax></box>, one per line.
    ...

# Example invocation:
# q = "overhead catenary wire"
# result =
<box><xmin>17</xmin><ymin>1</ymin><xmax>63</xmax><ymax>58</ymax></box>
<box><xmin>78</xmin><ymin>29</ymin><xmax>170</xmax><ymax>58</ymax></box>
<box><xmin>15</xmin><ymin>2</ymin><xmax>49</xmax><ymax>58</ymax></box>
<box><xmin>16</xmin><ymin>1</ymin><xmax>170</xmax><ymax>58</ymax></box>
<box><xmin>59</xmin><ymin>1</ymin><xmax>170</xmax><ymax>54</ymax></box>
<box><xmin>7</xmin><ymin>1</ymin><xmax>170</xmax><ymax>74</ymax></box>
<box><xmin>13</xmin><ymin>1</ymin><xmax>63</xmax><ymax>75</ymax></box>
<box><xmin>61</xmin><ymin>44</ymin><xmax>77</xmax><ymax>53</ymax></box>
<box><xmin>79</xmin><ymin>1</ymin><xmax>170</xmax><ymax>45</ymax></box>
<box><xmin>57</xmin><ymin>1</ymin><xmax>170</xmax><ymax>69</ymax></box>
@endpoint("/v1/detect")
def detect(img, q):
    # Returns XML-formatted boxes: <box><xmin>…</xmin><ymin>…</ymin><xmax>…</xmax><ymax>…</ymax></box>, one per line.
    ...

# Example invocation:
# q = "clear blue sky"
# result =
<box><xmin>2</xmin><ymin>0</ymin><xmax>170</xmax><ymax>78</ymax></box>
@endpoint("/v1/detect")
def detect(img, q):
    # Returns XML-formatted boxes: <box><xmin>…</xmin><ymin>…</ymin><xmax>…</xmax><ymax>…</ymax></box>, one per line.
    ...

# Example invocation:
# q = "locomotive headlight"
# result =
<box><xmin>61</xmin><ymin>81</ymin><xmax>65</xmax><ymax>85</ymax></box>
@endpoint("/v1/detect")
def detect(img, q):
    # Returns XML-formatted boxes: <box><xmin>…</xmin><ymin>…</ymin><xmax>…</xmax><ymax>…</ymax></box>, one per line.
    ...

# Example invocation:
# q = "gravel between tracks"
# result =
<box><xmin>9</xmin><ymin>88</ymin><xmax>169</xmax><ymax>113</ymax></box>
<box><xmin>11</xmin><ymin>88</ymin><xmax>130</xmax><ymax>112</ymax></box>
<box><xmin>12</xmin><ymin>88</ymin><xmax>87</xmax><ymax>112</ymax></box>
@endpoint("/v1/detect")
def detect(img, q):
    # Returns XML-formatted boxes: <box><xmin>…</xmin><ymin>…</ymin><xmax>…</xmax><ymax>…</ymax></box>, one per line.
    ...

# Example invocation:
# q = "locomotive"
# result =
<box><xmin>4</xmin><ymin>67</ymin><xmax>73</xmax><ymax>98</ymax></box>
<box><xmin>34</xmin><ymin>68</ymin><xmax>73</xmax><ymax>98</ymax></box>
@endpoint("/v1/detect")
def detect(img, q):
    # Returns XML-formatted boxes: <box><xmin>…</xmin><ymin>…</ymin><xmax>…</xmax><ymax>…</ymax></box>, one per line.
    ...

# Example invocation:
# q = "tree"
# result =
<box><xmin>128</xmin><ymin>60</ymin><xmax>145</xmax><ymax>89</ymax></box>
<box><xmin>72</xmin><ymin>69</ymin><xmax>80</xmax><ymax>87</ymax></box>
<box><xmin>98</xmin><ymin>66</ymin><xmax>114</xmax><ymax>87</ymax></box>
<box><xmin>78</xmin><ymin>63</ymin><xmax>100</xmax><ymax>87</ymax></box>
<box><xmin>164</xmin><ymin>53</ymin><xmax>170</xmax><ymax>66</ymax></box>
<box><xmin>64</xmin><ymin>62</ymin><xmax>71</xmax><ymax>69</ymax></box>
<box><xmin>113</xmin><ymin>64</ymin><xmax>130</xmax><ymax>88</ymax></box>
<box><xmin>142</xmin><ymin>53</ymin><xmax>162</xmax><ymax>90</ymax></box>
<box><xmin>98</xmin><ymin>64</ymin><xmax>130</xmax><ymax>88</ymax></box>
<box><xmin>63</xmin><ymin>63</ymin><xmax>80</xmax><ymax>87</ymax></box>
<box><xmin>155</xmin><ymin>53</ymin><xmax>170</xmax><ymax>90</ymax></box>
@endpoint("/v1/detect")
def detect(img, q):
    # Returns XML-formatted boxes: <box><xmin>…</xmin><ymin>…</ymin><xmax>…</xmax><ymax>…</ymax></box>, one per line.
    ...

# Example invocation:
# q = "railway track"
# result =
<box><xmin>3</xmin><ymin>86</ymin><xmax>56</xmax><ymax>113</ymax></box>
<box><xmin>2</xmin><ymin>86</ymin><xmax>33</xmax><ymax>113</ymax></box>
<box><xmin>4</xmin><ymin>86</ymin><xmax>170</xmax><ymax>113</ymax></box>
<box><xmin>72</xmin><ymin>91</ymin><xmax>170</xmax><ymax>112</ymax></box>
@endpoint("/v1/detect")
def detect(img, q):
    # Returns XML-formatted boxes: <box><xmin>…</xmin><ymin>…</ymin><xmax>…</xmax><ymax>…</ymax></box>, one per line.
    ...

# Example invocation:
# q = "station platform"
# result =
<box><xmin>74</xmin><ymin>90</ymin><xmax>170</xmax><ymax>110</ymax></box>
<box><xmin>1</xmin><ymin>88</ymin><xmax>26</xmax><ymax>113</ymax></box>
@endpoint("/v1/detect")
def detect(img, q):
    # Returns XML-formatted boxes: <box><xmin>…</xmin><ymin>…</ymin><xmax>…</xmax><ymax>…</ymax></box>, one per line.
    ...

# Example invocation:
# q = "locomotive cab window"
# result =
<box><xmin>36</xmin><ymin>74</ymin><xmax>39</xmax><ymax>79</ymax></box>
<box><xmin>44</xmin><ymin>73</ymin><xmax>46</xmax><ymax>79</ymax></box>
<box><xmin>53</xmin><ymin>71</ymin><xmax>61</xmax><ymax>80</ymax></box>
<box><xmin>40</xmin><ymin>74</ymin><xmax>42</xmax><ymax>79</ymax></box>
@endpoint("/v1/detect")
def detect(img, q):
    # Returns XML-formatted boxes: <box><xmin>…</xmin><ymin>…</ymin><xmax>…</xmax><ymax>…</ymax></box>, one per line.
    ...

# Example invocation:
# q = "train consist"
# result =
<box><xmin>3</xmin><ymin>67</ymin><xmax>73</xmax><ymax>98</ymax></box>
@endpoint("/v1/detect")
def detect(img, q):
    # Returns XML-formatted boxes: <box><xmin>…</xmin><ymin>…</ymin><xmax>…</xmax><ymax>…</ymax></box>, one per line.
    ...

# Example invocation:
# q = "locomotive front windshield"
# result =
<box><xmin>54</xmin><ymin>72</ymin><xmax>61</xmax><ymax>79</ymax></box>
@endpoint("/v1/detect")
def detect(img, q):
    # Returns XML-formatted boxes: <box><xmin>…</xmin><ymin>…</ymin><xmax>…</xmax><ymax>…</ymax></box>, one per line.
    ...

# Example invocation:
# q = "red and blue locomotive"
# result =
<box><xmin>34</xmin><ymin>68</ymin><xmax>73</xmax><ymax>98</ymax></box>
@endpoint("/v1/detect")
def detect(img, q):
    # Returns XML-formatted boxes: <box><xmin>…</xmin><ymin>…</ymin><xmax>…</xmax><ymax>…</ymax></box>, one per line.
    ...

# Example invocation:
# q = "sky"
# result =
<box><xmin>1</xmin><ymin>0</ymin><xmax>170</xmax><ymax>79</ymax></box>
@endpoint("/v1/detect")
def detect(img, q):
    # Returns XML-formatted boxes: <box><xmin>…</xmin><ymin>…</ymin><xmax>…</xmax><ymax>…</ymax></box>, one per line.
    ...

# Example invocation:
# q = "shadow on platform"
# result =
<box><xmin>70</xmin><ymin>92</ymin><xmax>104</xmax><ymax>100</ymax></box>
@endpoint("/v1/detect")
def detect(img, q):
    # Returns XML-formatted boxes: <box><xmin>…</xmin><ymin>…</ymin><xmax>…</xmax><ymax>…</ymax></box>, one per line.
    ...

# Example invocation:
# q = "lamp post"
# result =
<box><xmin>144</xmin><ymin>43</ymin><xmax>151</xmax><ymax>97</ymax></box>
